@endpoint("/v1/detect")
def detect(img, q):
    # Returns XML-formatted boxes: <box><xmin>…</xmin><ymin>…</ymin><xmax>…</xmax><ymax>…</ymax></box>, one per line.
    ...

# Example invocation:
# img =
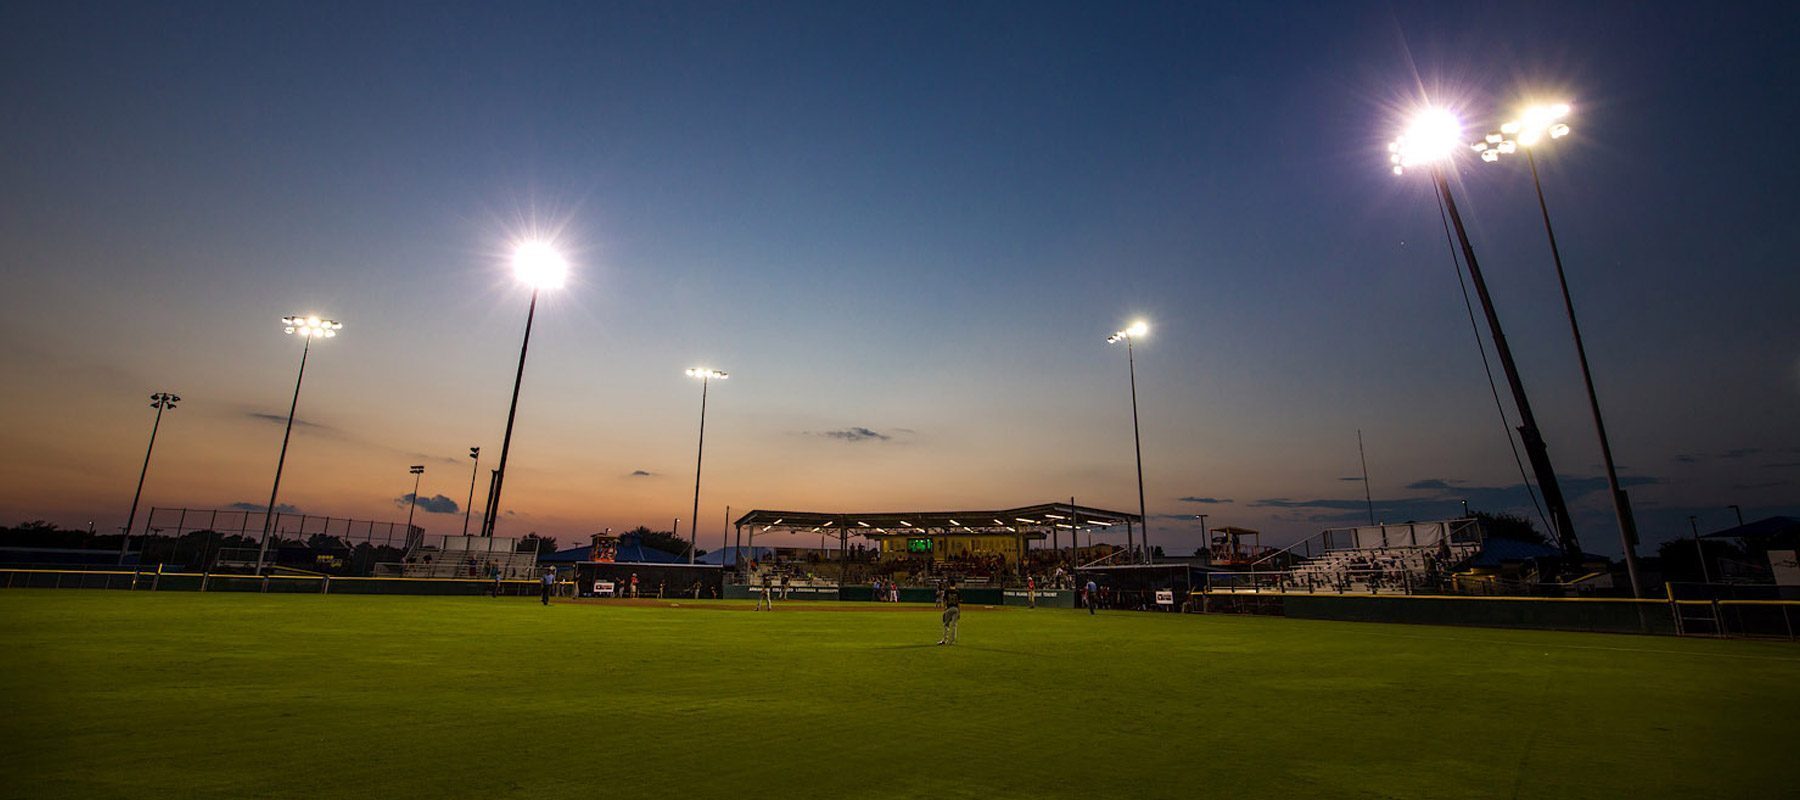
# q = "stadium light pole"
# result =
<box><xmin>1474</xmin><ymin>102</ymin><xmax>1642</xmax><ymax>598</ymax></box>
<box><xmin>255</xmin><ymin>316</ymin><xmax>341</xmax><ymax>573</ymax></box>
<box><xmin>480</xmin><ymin>241</ymin><xmax>567</xmax><ymax>538</ymax></box>
<box><xmin>1689</xmin><ymin>515</ymin><xmax>1712</xmax><ymax>584</ymax></box>
<box><xmin>685</xmin><ymin>368</ymin><xmax>728</xmax><ymax>565</ymax></box>
<box><xmin>119</xmin><ymin>392</ymin><xmax>180</xmax><ymax>564</ymax></box>
<box><xmin>1107</xmin><ymin>320</ymin><xmax>1151</xmax><ymax>564</ymax></box>
<box><xmin>404</xmin><ymin>465</ymin><xmax>426</xmax><ymax>539</ymax></box>
<box><xmin>462</xmin><ymin>447</ymin><xmax>480</xmax><ymax>536</ymax></box>
<box><xmin>1389</xmin><ymin>108</ymin><xmax>1580</xmax><ymax>560</ymax></box>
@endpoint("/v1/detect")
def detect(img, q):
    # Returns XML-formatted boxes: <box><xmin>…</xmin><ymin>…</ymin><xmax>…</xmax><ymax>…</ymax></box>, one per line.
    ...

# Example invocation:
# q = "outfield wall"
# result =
<box><xmin>1279</xmin><ymin>593</ymin><xmax>1679</xmax><ymax>635</ymax></box>
<box><xmin>1197</xmin><ymin>590</ymin><xmax>1800</xmax><ymax>638</ymax></box>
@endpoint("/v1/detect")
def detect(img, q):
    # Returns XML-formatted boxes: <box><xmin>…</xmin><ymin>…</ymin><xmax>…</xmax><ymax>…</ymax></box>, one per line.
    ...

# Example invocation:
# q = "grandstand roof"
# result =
<box><xmin>1702</xmin><ymin>516</ymin><xmax>1800</xmax><ymax>541</ymax></box>
<box><xmin>732</xmin><ymin>502</ymin><xmax>1141</xmax><ymax>536</ymax></box>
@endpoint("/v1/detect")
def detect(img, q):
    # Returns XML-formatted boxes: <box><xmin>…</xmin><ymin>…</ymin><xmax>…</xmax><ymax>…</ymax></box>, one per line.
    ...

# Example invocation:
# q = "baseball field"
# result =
<box><xmin>1</xmin><ymin>591</ymin><xmax>1794</xmax><ymax>799</ymax></box>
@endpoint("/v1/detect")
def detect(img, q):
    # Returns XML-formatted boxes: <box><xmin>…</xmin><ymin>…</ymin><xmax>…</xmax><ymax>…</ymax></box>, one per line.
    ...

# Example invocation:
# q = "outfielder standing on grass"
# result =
<box><xmin>540</xmin><ymin>567</ymin><xmax>556</xmax><ymax>606</ymax></box>
<box><xmin>937</xmin><ymin>580</ymin><xmax>961</xmax><ymax>645</ymax></box>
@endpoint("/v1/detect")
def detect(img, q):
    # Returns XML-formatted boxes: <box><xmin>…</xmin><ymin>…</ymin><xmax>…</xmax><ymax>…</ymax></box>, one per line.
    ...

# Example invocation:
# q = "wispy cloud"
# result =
<box><xmin>396</xmin><ymin>494</ymin><xmax>459</xmax><ymax>514</ymax></box>
<box><xmin>819</xmin><ymin>427</ymin><xmax>892</xmax><ymax>443</ymax></box>
<box><xmin>227</xmin><ymin>501</ymin><xmax>300</xmax><ymax>514</ymax></box>
<box><xmin>1178</xmin><ymin>496</ymin><xmax>1232</xmax><ymax>504</ymax></box>
<box><xmin>246</xmin><ymin>411</ymin><xmax>329</xmax><ymax>430</ymax></box>
<box><xmin>629</xmin><ymin>470</ymin><xmax>653</xmax><ymax>477</ymax></box>
<box><xmin>1250</xmin><ymin>474</ymin><xmax>1660</xmax><ymax>525</ymax></box>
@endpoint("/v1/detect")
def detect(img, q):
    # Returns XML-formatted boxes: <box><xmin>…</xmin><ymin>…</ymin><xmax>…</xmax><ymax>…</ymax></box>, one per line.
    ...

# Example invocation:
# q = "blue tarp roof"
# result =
<box><xmin>1465</xmin><ymin>538</ymin><xmax>1571</xmax><ymax>568</ymax></box>
<box><xmin>1703</xmin><ymin>516</ymin><xmax>1800</xmax><ymax>540</ymax></box>
<box><xmin>696</xmin><ymin>546</ymin><xmax>774</xmax><ymax>565</ymax></box>
<box><xmin>539</xmin><ymin>539</ymin><xmax>685</xmax><ymax>564</ymax></box>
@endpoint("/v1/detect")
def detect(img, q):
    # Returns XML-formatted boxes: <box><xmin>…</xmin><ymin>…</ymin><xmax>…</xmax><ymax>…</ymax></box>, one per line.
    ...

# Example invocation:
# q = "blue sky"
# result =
<box><xmin>2</xmin><ymin>1</ymin><xmax>1795</xmax><ymax>553</ymax></box>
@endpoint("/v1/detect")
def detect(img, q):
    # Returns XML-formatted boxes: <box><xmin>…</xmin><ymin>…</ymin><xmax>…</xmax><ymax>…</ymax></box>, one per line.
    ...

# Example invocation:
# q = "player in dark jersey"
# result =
<box><xmin>937</xmin><ymin>580</ymin><xmax>961</xmax><ymax>645</ymax></box>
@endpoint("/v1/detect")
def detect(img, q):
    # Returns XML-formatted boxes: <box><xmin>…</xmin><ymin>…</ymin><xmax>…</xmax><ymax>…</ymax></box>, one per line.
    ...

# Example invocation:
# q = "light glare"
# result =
<box><xmin>513</xmin><ymin>241</ymin><xmax>568</xmax><ymax>289</ymax></box>
<box><xmin>1388</xmin><ymin>108</ymin><xmax>1465</xmax><ymax>174</ymax></box>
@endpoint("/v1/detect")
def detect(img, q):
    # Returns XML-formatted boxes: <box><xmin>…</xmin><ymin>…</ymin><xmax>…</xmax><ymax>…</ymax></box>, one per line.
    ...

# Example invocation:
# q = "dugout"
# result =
<box><xmin>569</xmin><ymin>562</ymin><xmax>723</xmax><ymax>598</ymax></box>
<box><xmin>1076</xmin><ymin>563</ymin><xmax>1220</xmax><ymax>611</ymax></box>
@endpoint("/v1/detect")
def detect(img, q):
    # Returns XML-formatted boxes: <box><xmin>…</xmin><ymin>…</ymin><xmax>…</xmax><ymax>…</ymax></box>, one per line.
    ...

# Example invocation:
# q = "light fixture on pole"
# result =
<box><xmin>404</xmin><ymin>465</ymin><xmax>426</xmax><ymax>540</ymax></box>
<box><xmin>462</xmin><ymin>447</ymin><xmax>480</xmax><ymax>536</ymax></box>
<box><xmin>120</xmin><ymin>392</ymin><xmax>180</xmax><ymax>564</ymax></box>
<box><xmin>685</xmin><ymin>367</ymin><xmax>728</xmax><ymax>565</ymax></box>
<box><xmin>480</xmin><ymin>241</ymin><xmax>567</xmax><ymax>538</ymax></box>
<box><xmin>256</xmin><ymin>316</ymin><xmax>341</xmax><ymax>573</ymax></box>
<box><xmin>1390</xmin><ymin>108</ymin><xmax>1580</xmax><ymax>560</ymax></box>
<box><xmin>1106</xmin><ymin>320</ymin><xmax>1151</xmax><ymax>564</ymax></box>
<box><xmin>1472</xmin><ymin>102</ymin><xmax>1641</xmax><ymax>597</ymax></box>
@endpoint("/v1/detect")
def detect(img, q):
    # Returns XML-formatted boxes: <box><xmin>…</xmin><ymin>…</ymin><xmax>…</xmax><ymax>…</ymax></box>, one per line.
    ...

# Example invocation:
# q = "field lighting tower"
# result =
<box><xmin>256</xmin><ymin>315</ymin><xmax>342</xmax><ymax>573</ymax></box>
<box><xmin>119</xmin><ymin>392</ymin><xmax>180</xmax><ymax>564</ymax></box>
<box><xmin>1389</xmin><ymin>108</ymin><xmax>1579</xmax><ymax>558</ymax></box>
<box><xmin>480</xmin><ymin>242</ymin><xmax>567</xmax><ymax>538</ymax></box>
<box><xmin>404</xmin><ymin>465</ymin><xmax>426</xmax><ymax>539</ymax></box>
<box><xmin>1106</xmin><ymin>320</ymin><xmax>1151</xmax><ymax>564</ymax></box>
<box><xmin>685</xmin><ymin>368</ymin><xmax>728</xmax><ymax>564</ymax></box>
<box><xmin>1473</xmin><ymin>102</ymin><xmax>1642</xmax><ymax>597</ymax></box>
<box><xmin>462</xmin><ymin>447</ymin><xmax>481</xmax><ymax>536</ymax></box>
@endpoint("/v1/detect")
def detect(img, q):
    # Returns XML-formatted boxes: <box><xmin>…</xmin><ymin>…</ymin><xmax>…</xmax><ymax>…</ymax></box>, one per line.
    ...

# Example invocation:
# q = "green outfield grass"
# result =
<box><xmin>1</xmin><ymin>591</ymin><xmax>1794</xmax><ymax>799</ymax></box>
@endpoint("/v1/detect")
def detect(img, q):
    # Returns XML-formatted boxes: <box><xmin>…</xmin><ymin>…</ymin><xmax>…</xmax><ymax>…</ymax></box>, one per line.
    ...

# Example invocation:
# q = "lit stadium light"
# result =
<box><xmin>1107</xmin><ymin>316</ymin><xmax>1154</xmax><ymax>563</ymax></box>
<box><xmin>257</xmin><ymin>313</ymin><xmax>343</xmax><ymax>571</ymax></box>
<box><xmin>686</xmin><ymin>365</ymin><xmax>730</xmax><ymax>564</ymax></box>
<box><xmin>1044</xmin><ymin>513</ymin><xmax>1066</xmax><ymax>520</ymax></box>
<box><xmin>512</xmin><ymin>241</ymin><xmax>568</xmax><ymax>289</ymax></box>
<box><xmin>855</xmin><ymin>521</ymin><xmax>870</xmax><ymax>527</ymax></box>
<box><xmin>1510</xmin><ymin>102</ymin><xmax>1573</xmax><ymax>147</ymax></box>
<box><xmin>1387</xmin><ymin>107</ymin><xmax>1465</xmax><ymax>175</ymax></box>
<box><xmin>282</xmin><ymin>315</ymin><xmax>342</xmax><ymax>338</ymax></box>
<box><xmin>1477</xmin><ymin>103</ymin><xmax>1571</xmax><ymax>165</ymax></box>
<box><xmin>1016</xmin><ymin>517</ymin><xmax>1038</xmax><ymax>524</ymax></box>
<box><xmin>1106</xmin><ymin>320</ymin><xmax>1148</xmax><ymax>343</ymax></box>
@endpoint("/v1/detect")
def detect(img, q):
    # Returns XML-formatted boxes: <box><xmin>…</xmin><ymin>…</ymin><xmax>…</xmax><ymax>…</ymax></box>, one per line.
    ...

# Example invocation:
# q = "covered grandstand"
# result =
<box><xmin>729</xmin><ymin>502</ymin><xmax>1143</xmax><ymax>587</ymax></box>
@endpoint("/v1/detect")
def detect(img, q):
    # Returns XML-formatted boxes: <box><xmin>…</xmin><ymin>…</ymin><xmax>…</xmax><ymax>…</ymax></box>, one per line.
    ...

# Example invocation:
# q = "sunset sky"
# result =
<box><xmin>2</xmin><ymin>1</ymin><xmax>1796</xmax><ymax>555</ymax></box>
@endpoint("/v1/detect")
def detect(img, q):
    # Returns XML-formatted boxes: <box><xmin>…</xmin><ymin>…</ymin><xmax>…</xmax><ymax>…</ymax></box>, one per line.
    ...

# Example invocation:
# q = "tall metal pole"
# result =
<box><xmin>483</xmin><ymin>289</ymin><xmax>539</xmax><ymax>538</ymax></box>
<box><xmin>1525</xmin><ymin>149</ymin><xmax>1641</xmax><ymax>596</ymax></box>
<box><xmin>689</xmin><ymin>374</ymin><xmax>709</xmax><ymax>565</ymax></box>
<box><xmin>121</xmin><ymin>393</ymin><xmax>178</xmax><ymax>564</ymax></box>
<box><xmin>1431</xmin><ymin>167</ymin><xmax>1578</xmax><ymax>556</ymax></box>
<box><xmin>257</xmin><ymin>336</ymin><xmax>311</xmax><ymax>573</ymax></box>
<box><xmin>462</xmin><ymin>448</ymin><xmax>480</xmax><ymax>536</ymax></box>
<box><xmin>1689</xmin><ymin>515</ymin><xmax>1712</xmax><ymax>584</ymax></box>
<box><xmin>1357</xmin><ymin>429</ymin><xmax>1375</xmax><ymax>525</ymax></box>
<box><xmin>404</xmin><ymin>467</ymin><xmax>424</xmax><ymax>539</ymax></box>
<box><xmin>1125</xmin><ymin>336</ymin><xmax>1150</xmax><ymax>563</ymax></box>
